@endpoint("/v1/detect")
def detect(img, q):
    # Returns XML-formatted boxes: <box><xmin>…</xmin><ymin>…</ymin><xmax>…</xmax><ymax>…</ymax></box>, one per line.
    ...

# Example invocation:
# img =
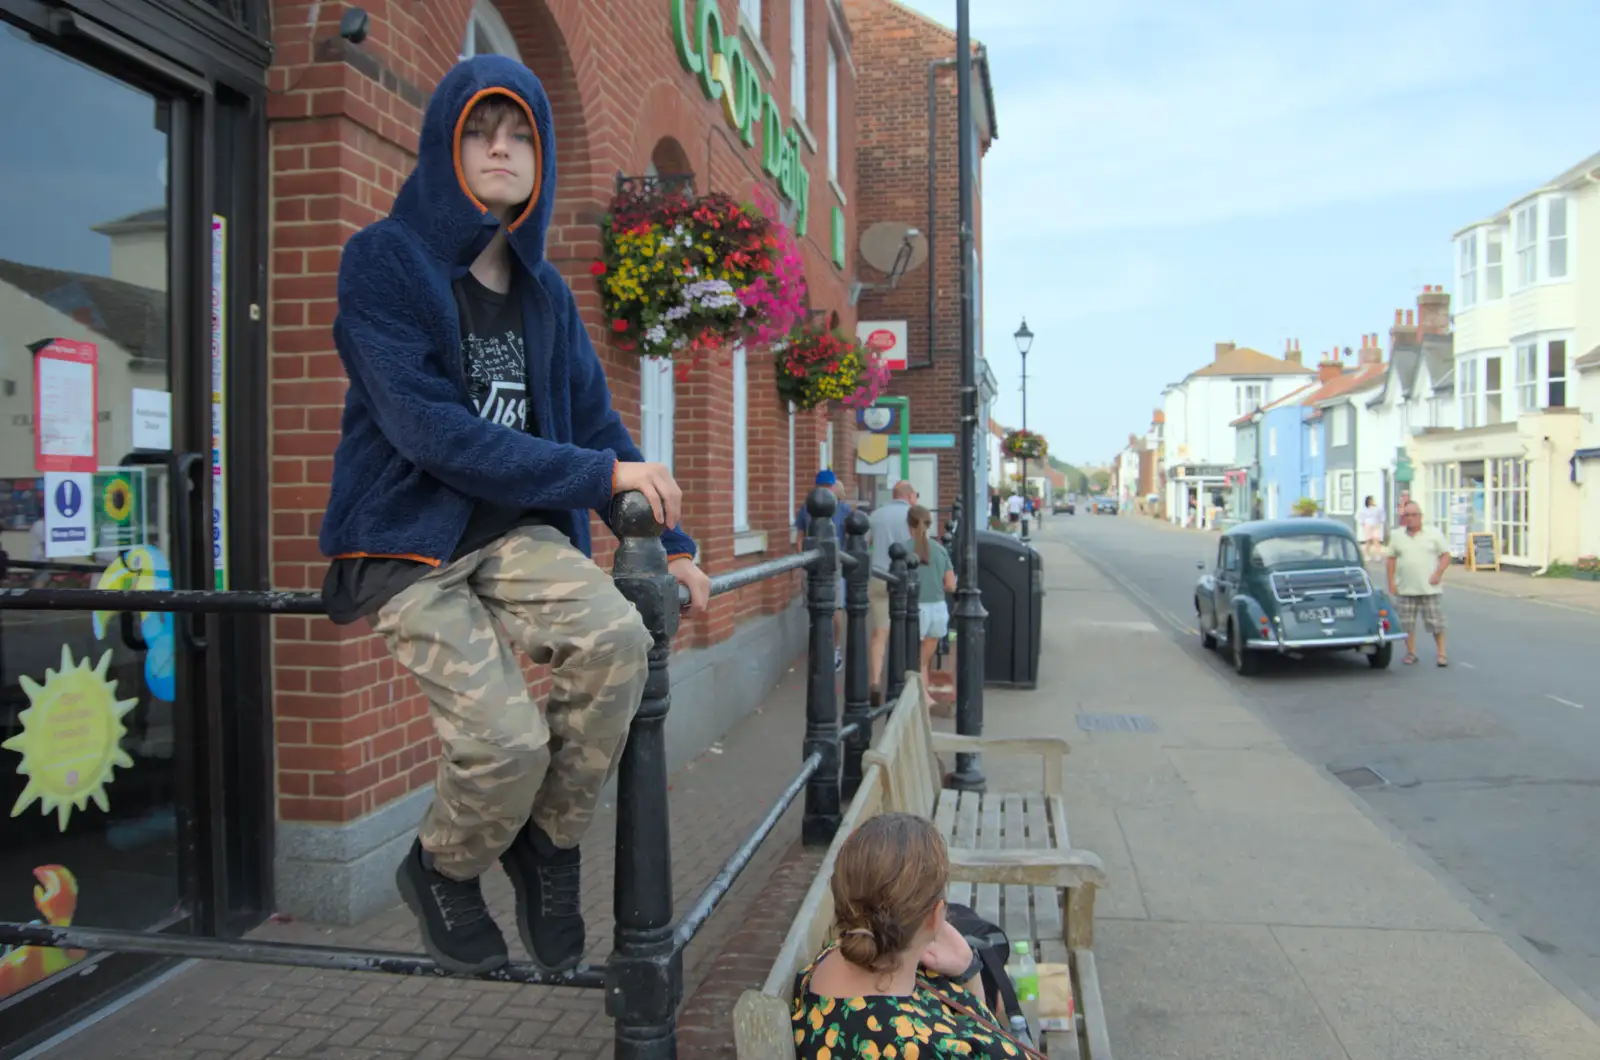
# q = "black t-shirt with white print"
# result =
<box><xmin>320</xmin><ymin>270</ymin><xmax>542</xmax><ymax>624</ymax></box>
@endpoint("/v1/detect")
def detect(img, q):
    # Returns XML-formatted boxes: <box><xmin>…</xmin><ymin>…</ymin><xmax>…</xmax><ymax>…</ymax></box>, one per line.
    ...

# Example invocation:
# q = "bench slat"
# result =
<box><xmin>1025</xmin><ymin>794</ymin><xmax>1063</xmax><ymax>943</ymax></box>
<box><xmin>1000</xmin><ymin>794</ymin><xmax>1031</xmax><ymax>945</ymax></box>
<box><xmin>935</xmin><ymin>792</ymin><xmax>972</xmax><ymax>908</ymax></box>
<box><xmin>974</xmin><ymin>795</ymin><xmax>1002</xmax><ymax>927</ymax></box>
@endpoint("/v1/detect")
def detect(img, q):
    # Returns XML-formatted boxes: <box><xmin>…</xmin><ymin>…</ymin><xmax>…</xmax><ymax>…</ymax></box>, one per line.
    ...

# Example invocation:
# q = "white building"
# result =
<box><xmin>1161</xmin><ymin>342</ymin><xmax>1314</xmax><ymax>526</ymax></box>
<box><xmin>1357</xmin><ymin>290</ymin><xmax>1457</xmax><ymax>520</ymax></box>
<box><xmin>1413</xmin><ymin>149</ymin><xmax>1600</xmax><ymax>566</ymax></box>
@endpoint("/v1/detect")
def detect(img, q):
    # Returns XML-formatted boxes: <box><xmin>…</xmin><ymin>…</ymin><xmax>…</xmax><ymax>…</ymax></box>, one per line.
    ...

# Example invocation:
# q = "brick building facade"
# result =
<box><xmin>265</xmin><ymin>0</ymin><xmax>860</xmax><ymax>921</ymax></box>
<box><xmin>844</xmin><ymin>0</ymin><xmax>996</xmax><ymax>515</ymax></box>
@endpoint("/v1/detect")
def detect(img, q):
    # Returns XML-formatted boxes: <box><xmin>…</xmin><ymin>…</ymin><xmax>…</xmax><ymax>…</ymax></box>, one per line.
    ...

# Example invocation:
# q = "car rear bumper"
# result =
<box><xmin>1247</xmin><ymin>630</ymin><xmax>1409</xmax><ymax>651</ymax></box>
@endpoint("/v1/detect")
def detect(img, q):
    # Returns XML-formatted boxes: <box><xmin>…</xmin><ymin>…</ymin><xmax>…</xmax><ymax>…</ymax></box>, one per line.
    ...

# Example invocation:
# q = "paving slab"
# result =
<box><xmin>1165</xmin><ymin>746</ymin><xmax>1360</xmax><ymax>817</ymax></box>
<box><xmin>1275</xmin><ymin>925</ymin><xmax>1600</xmax><ymax>1059</ymax></box>
<box><xmin>1096</xmin><ymin>919</ymin><xmax>1348</xmax><ymax>1060</ymax></box>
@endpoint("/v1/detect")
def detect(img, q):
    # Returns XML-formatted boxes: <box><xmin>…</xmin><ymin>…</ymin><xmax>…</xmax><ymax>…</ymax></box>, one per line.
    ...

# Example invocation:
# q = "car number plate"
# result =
<box><xmin>1296</xmin><ymin>605</ymin><xmax>1354</xmax><ymax>622</ymax></box>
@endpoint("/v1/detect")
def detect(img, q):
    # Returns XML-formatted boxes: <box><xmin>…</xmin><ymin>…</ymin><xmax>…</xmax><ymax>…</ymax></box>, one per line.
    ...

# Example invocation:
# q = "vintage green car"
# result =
<box><xmin>1193</xmin><ymin>518</ymin><xmax>1407</xmax><ymax>675</ymax></box>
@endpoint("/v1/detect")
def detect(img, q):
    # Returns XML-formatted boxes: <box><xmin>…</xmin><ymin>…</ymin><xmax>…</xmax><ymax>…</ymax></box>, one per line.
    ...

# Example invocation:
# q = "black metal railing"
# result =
<box><xmin>0</xmin><ymin>487</ymin><xmax>932</xmax><ymax>1060</ymax></box>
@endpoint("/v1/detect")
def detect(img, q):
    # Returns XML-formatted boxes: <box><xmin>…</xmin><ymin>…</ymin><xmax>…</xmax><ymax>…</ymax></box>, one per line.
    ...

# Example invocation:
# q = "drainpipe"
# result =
<box><xmin>1534</xmin><ymin>435</ymin><xmax>1555</xmax><ymax>576</ymax></box>
<box><xmin>914</xmin><ymin>55</ymin><xmax>959</xmax><ymax>371</ymax></box>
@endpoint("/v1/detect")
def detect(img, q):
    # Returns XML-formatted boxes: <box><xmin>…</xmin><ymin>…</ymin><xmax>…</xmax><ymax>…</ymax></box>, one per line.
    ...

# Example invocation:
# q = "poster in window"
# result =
<box><xmin>32</xmin><ymin>338</ymin><xmax>99</xmax><ymax>474</ymax></box>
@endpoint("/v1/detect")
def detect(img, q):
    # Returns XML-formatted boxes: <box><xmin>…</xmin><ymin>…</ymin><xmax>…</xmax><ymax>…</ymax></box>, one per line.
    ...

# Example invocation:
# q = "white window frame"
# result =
<box><xmin>1235</xmin><ymin>382</ymin><xmax>1263</xmax><ymax>417</ymax></box>
<box><xmin>826</xmin><ymin>41</ymin><xmax>839</xmax><ymax>180</ymax></box>
<box><xmin>740</xmin><ymin>0</ymin><xmax>762</xmax><ymax>33</ymax></box>
<box><xmin>1457</xmin><ymin>356</ymin><xmax>1480</xmax><ymax>428</ymax></box>
<box><xmin>1484</xmin><ymin>227</ymin><xmax>1504</xmax><ymax>300</ymax></box>
<box><xmin>639</xmin><ymin>357</ymin><xmax>675</xmax><ymax>472</ymax></box>
<box><xmin>460</xmin><ymin>0</ymin><xmax>521</xmax><ymax>60</ymax></box>
<box><xmin>1330</xmin><ymin>406</ymin><xmax>1349</xmax><ymax>448</ymax></box>
<box><xmin>1484</xmin><ymin>354</ymin><xmax>1504</xmax><ymax>425</ymax></box>
<box><xmin>1514</xmin><ymin>342</ymin><xmax>1538</xmax><ymax>414</ymax></box>
<box><xmin>1548</xmin><ymin>337</ymin><xmax>1568</xmax><ymax>409</ymax></box>
<box><xmin>733</xmin><ymin>346</ymin><xmax>750</xmax><ymax>531</ymax></box>
<box><xmin>1458</xmin><ymin>231</ymin><xmax>1478</xmax><ymax>309</ymax></box>
<box><xmin>1514</xmin><ymin>202</ymin><xmax>1538</xmax><ymax>288</ymax></box>
<box><xmin>1547</xmin><ymin>196</ymin><xmax>1570</xmax><ymax>280</ymax></box>
<box><xmin>1308</xmin><ymin>422</ymin><xmax>1319</xmax><ymax>459</ymax></box>
<box><xmin>1331</xmin><ymin>470</ymin><xmax>1355</xmax><ymax>515</ymax></box>
<box><xmin>790</xmin><ymin>0</ymin><xmax>807</xmax><ymax>122</ymax></box>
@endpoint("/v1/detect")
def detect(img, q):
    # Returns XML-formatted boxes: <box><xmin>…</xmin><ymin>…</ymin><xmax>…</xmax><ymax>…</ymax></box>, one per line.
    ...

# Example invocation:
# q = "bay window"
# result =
<box><xmin>1547</xmin><ymin>197</ymin><xmax>1569</xmax><ymax>279</ymax></box>
<box><xmin>1458</xmin><ymin>231</ymin><xmax>1477</xmax><ymax>308</ymax></box>
<box><xmin>1515</xmin><ymin>202</ymin><xmax>1538</xmax><ymax>287</ymax></box>
<box><xmin>1549</xmin><ymin>339</ymin><xmax>1567</xmax><ymax>408</ymax></box>
<box><xmin>1515</xmin><ymin>343</ymin><xmax>1537</xmax><ymax>414</ymax></box>
<box><xmin>1484</xmin><ymin>355</ymin><xmax>1503</xmax><ymax>424</ymax></box>
<box><xmin>1458</xmin><ymin>357</ymin><xmax>1479</xmax><ymax>428</ymax></box>
<box><xmin>1484</xmin><ymin>228</ymin><xmax>1504</xmax><ymax>299</ymax></box>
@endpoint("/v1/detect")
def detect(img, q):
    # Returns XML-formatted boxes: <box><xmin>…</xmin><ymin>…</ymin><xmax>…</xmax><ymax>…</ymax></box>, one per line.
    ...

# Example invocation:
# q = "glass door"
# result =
<box><xmin>0</xmin><ymin>15</ymin><xmax>209</xmax><ymax>1045</ymax></box>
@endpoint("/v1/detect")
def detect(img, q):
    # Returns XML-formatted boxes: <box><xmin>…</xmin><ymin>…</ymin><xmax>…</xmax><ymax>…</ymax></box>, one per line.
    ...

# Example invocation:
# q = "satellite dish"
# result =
<box><xmin>859</xmin><ymin>222</ymin><xmax>928</xmax><ymax>279</ymax></box>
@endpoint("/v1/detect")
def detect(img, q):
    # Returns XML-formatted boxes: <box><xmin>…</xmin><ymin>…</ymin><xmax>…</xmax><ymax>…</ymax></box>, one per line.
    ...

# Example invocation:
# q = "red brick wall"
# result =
<box><xmin>266</xmin><ymin>0</ymin><xmax>856</xmax><ymax>824</ymax></box>
<box><xmin>843</xmin><ymin>0</ymin><xmax>989</xmax><ymax>513</ymax></box>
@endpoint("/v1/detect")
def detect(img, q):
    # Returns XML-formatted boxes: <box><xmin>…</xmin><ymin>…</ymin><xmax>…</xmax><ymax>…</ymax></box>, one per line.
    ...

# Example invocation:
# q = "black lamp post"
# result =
<box><xmin>1014</xmin><ymin>318</ymin><xmax>1034</xmax><ymax>540</ymax></box>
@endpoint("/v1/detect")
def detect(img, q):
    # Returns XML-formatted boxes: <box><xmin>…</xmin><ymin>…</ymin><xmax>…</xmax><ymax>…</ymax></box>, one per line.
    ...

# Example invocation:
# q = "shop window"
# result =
<box><xmin>733</xmin><ymin>345</ymin><xmax>749</xmax><ymax>531</ymax></box>
<box><xmin>1488</xmin><ymin>457</ymin><xmax>1530</xmax><ymax>560</ymax></box>
<box><xmin>639</xmin><ymin>357</ymin><xmax>675</xmax><ymax>472</ymax></box>
<box><xmin>790</xmin><ymin>0</ymin><xmax>807</xmax><ymax>122</ymax></box>
<box><xmin>1428</xmin><ymin>462</ymin><xmax>1460</xmax><ymax>541</ymax></box>
<box><xmin>460</xmin><ymin>1</ymin><xmax>522</xmax><ymax>61</ymax></box>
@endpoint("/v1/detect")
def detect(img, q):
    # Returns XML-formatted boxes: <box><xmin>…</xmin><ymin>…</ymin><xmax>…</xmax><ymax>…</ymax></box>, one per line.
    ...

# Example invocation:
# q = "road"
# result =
<box><xmin>1041</xmin><ymin>510</ymin><xmax>1600</xmax><ymax>1001</ymax></box>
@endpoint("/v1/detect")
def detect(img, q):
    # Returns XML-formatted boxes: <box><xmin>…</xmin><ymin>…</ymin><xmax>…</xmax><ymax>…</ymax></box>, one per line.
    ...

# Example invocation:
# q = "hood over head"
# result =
<box><xmin>392</xmin><ymin>55</ymin><xmax>558</xmax><ymax>274</ymax></box>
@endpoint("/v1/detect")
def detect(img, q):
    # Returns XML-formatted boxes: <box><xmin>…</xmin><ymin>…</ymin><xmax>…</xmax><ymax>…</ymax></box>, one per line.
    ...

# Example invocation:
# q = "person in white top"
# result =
<box><xmin>1005</xmin><ymin>492</ymin><xmax>1026</xmax><ymax>530</ymax></box>
<box><xmin>1357</xmin><ymin>495</ymin><xmax>1386</xmax><ymax>562</ymax></box>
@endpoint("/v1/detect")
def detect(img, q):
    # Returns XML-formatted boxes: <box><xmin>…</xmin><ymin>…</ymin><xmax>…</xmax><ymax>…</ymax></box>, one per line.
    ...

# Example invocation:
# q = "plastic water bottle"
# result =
<box><xmin>1009</xmin><ymin>940</ymin><xmax>1038</xmax><ymax>1042</ymax></box>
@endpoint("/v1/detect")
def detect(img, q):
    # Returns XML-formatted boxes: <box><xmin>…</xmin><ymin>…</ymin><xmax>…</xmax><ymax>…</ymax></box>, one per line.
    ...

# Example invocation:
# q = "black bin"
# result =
<box><xmin>976</xmin><ymin>530</ymin><xmax>1043</xmax><ymax>688</ymax></box>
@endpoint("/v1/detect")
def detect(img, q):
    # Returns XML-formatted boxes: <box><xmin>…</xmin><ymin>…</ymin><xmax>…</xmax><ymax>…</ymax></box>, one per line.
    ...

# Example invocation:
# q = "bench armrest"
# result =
<box><xmin>946</xmin><ymin>845</ymin><xmax>1108</xmax><ymax>890</ymax></box>
<box><xmin>930</xmin><ymin>733</ymin><xmax>1069</xmax><ymax>794</ymax></box>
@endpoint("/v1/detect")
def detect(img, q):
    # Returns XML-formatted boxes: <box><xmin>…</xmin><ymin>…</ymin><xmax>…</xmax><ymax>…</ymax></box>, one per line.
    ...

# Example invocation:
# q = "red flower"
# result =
<box><xmin>589</xmin><ymin>261</ymin><xmax>607</xmax><ymax>276</ymax></box>
<box><xmin>612</xmin><ymin>319</ymin><xmax>629</xmax><ymax>332</ymax></box>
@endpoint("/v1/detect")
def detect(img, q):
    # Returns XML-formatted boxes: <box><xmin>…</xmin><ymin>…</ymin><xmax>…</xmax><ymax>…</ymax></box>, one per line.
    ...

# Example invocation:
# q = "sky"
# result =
<box><xmin>897</xmin><ymin>0</ymin><xmax>1600</xmax><ymax>467</ymax></box>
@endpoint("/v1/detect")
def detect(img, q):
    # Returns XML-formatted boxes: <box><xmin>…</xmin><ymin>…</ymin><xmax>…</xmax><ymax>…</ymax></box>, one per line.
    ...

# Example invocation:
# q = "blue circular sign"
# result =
<box><xmin>54</xmin><ymin>479</ymin><xmax>83</xmax><ymax>518</ymax></box>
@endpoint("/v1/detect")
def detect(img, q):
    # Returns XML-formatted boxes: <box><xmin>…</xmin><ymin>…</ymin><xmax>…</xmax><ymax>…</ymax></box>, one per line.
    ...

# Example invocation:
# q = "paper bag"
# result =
<box><xmin>1036</xmin><ymin>962</ymin><xmax>1075</xmax><ymax>1032</ymax></box>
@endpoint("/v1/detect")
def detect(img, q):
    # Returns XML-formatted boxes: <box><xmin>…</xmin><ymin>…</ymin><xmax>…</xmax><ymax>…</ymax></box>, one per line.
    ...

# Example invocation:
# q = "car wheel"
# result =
<box><xmin>1369</xmin><ymin>642</ymin><xmax>1393</xmax><ymax>669</ymax></box>
<box><xmin>1230</xmin><ymin>620</ymin><xmax>1260</xmax><ymax>675</ymax></box>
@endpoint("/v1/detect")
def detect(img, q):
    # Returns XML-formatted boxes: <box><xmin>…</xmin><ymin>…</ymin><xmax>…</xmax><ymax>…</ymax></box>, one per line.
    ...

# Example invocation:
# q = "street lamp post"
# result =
<box><xmin>1014</xmin><ymin>318</ymin><xmax>1034</xmax><ymax>539</ymax></box>
<box><xmin>950</xmin><ymin>0</ymin><xmax>985</xmax><ymax>792</ymax></box>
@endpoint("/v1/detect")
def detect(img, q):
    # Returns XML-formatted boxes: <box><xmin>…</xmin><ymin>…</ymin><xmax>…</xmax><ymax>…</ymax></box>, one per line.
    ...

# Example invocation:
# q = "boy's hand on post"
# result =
<box><xmin>670</xmin><ymin>557</ymin><xmax>711</xmax><ymax>615</ymax></box>
<box><xmin>614</xmin><ymin>461</ymin><xmax>682</xmax><ymax>529</ymax></box>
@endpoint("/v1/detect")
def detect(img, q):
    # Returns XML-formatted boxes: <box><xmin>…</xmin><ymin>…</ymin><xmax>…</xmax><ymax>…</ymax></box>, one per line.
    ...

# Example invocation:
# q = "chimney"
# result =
<box><xmin>1316</xmin><ymin>348</ymin><xmax>1344</xmax><ymax>384</ymax></box>
<box><xmin>1390</xmin><ymin>306</ymin><xmax>1419</xmax><ymax>348</ymax></box>
<box><xmin>1358</xmin><ymin>332</ymin><xmax>1383</xmax><ymax>365</ymax></box>
<box><xmin>1214</xmin><ymin>341</ymin><xmax>1236</xmax><ymax>362</ymax></box>
<box><xmin>1285</xmin><ymin>338</ymin><xmax>1302</xmax><ymax>365</ymax></box>
<box><xmin>1416</xmin><ymin>284</ymin><xmax>1451</xmax><ymax>335</ymax></box>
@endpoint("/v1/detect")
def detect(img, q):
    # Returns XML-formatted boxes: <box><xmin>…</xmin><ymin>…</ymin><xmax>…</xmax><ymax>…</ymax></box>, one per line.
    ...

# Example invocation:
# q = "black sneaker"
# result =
<box><xmin>499</xmin><ymin>822</ymin><xmax>585</xmax><ymax>973</ymax></box>
<box><xmin>395</xmin><ymin>838</ymin><xmax>508</xmax><ymax>975</ymax></box>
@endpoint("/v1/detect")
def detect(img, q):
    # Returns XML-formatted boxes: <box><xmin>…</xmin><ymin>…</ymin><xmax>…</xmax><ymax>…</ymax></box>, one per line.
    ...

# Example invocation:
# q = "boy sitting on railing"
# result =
<box><xmin>317</xmin><ymin>55</ymin><xmax>710</xmax><ymax>977</ymax></box>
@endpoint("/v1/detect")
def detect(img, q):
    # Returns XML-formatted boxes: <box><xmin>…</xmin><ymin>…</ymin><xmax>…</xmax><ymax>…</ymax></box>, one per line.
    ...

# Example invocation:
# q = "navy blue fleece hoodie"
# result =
<box><xmin>318</xmin><ymin>55</ymin><xmax>696</xmax><ymax>566</ymax></box>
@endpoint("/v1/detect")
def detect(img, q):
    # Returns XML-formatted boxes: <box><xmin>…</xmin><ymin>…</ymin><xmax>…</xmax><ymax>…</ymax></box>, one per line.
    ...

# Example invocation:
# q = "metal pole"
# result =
<box><xmin>951</xmin><ymin>0</ymin><xmax>987</xmax><ymax>790</ymax></box>
<box><xmin>1020</xmin><ymin>350</ymin><xmax>1030</xmax><ymax>540</ymax></box>
<box><xmin>606</xmin><ymin>492</ymin><xmax>682</xmax><ymax>1060</ymax></box>
<box><xmin>901</xmin><ymin>553</ymin><xmax>922</xmax><ymax>690</ymax></box>
<box><xmin>801</xmin><ymin>488</ymin><xmax>842</xmax><ymax>845</ymax></box>
<box><xmin>885</xmin><ymin>545</ymin><xmax>910</xmax><ymax>705</ymax></box>
<box><xmin>840</xmin><ymin>509</ymin><xmax>872</xmax><ymax>800</ymax></box>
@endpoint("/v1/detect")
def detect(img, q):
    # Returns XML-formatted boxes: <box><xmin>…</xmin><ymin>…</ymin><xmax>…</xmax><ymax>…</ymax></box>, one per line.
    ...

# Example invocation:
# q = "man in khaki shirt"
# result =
<box><xmin>1385</xmin><ymin>501</ymin><xmax>1453</xmax><ymax>666</ymax></box>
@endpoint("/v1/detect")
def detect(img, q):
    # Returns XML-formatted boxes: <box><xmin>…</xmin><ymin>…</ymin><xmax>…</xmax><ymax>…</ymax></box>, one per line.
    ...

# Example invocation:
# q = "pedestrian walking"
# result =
<box><xmin>1385</xmin><ymin>501</ymin><xmax>1451</xmax><ymax>667</ymax></box>
<box><xmin>1358</xmin><ymin>495</ymin><xmax>1386</xmax><ymax>562</ymax></box>
<box><xmin>866</xmin><ymin>480</ymin><xmax>918</xmax><ymax>702</ymax></box>
<box><xmin>317</xmin><ymin>55</ymin><xmax>711</xmax><ymax>976</ymax></box>
<box><xmin>907</xmin><ymin>505</ymin><xmax>955</xmax><ymax>712</ymax></box>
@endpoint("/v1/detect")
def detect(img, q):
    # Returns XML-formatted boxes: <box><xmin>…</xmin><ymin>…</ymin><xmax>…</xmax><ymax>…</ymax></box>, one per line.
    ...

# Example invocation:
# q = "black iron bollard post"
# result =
<box><xmin>885</xmin><ymin>544</ymin><xmax>910</xmax><ymax>705</ymax></box>
<box><xmin>801</xmin><ymin>487</ymin><xmax>842</xmax><ymax>846</ymax></box>
<box><xmin>606</xmin><ymin>492</ymin><xmax>683</xmax><ymax>1060</ymax></box>
<box><xmin>840</xmin><ymin>509</ymin><xmax>872</xmax><ymax>800</ymax></box>
<box><xmin>901</xmin><ymin>553</ymin><xmax>922</xmax><ymax>692</ymax></box>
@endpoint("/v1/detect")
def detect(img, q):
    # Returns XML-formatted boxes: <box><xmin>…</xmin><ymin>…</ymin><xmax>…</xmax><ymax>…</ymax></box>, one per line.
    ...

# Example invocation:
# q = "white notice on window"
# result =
<box><xmin>131</xmin><ymin>388</ymin><xmax>173</xmax><ymax>451</ymax></box>
<box><xmin>37</xmin><ymin>355</ymin><xmax>96</xmax><ymax>464</ymax></box>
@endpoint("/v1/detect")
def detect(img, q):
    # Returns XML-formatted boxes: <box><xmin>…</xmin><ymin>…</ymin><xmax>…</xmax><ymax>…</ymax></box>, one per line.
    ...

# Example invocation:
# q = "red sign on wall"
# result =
<box><xmin>857</xmin><ymin>320</ymin><xmax>908</xmax><ymax>371</ymax></box>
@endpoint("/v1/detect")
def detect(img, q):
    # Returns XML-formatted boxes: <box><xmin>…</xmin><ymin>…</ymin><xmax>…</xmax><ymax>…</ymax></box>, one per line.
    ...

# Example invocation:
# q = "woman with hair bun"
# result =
<box><xmin>792</xmin><ymin>813</ymin><xmax>1039</xmax><ymax>1060</ymax></box>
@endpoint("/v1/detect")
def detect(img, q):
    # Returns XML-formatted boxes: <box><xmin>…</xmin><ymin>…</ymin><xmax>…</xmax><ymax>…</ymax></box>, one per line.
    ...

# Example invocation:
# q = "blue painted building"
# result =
<box><xmin>1233</xmin><ymin>380</ymin><xmax>1318</xmax><ymax>520</ymax></box>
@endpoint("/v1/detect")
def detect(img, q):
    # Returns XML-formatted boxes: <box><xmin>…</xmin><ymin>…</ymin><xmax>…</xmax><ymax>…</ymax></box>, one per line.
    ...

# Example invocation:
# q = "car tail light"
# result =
<box><xmin>1381</xmin><ymin>617</ymin><xmax>1390</xmax><ymax>632</ymax></box>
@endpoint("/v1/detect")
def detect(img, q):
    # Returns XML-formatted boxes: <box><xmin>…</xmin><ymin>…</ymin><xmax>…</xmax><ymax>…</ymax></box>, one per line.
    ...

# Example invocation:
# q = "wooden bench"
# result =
<box><xmin>733</xmin><ymin>681</ymin><xmax>1112</xmax><ymax>1060</ymax></box>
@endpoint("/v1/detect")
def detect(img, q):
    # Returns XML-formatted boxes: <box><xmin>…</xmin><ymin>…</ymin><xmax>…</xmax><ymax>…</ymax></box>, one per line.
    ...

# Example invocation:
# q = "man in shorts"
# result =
<box><xmin>1385</xmin><ymin>500</ymin><xmax>1452</xmax><ymax>667</ymax></box>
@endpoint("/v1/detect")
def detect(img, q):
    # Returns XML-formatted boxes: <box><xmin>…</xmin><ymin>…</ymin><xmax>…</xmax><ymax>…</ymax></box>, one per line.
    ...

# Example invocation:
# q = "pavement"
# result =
<box><xmin>989</xmin><ymin>527</ymin><xmax>1600</xmax><ymax>1058</ymax></box>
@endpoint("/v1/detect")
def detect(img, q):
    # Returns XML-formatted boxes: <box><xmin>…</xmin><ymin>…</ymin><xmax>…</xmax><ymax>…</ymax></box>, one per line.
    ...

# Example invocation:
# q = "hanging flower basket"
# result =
<box><xmin>1003</xmin><ymin>429</ymin><xmax>1048</xmax><ymax>461</ymax></box>
<box><xmin>774</xmin><ymin>325</ymin><xmax>890</xmax><ymax>412</ymax></box>
<box><xmin>592</xmin><ymin>184</ymin><xmax>806</xmax><ymax>367</ymax></box>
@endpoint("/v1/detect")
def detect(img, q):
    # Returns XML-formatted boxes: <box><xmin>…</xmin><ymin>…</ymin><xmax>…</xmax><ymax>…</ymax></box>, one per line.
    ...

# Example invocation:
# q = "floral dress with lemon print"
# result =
<box><xmin>792</xmin><ymin>949</ymin><xmax>1023</xmax><ymax>1060</ymax></box>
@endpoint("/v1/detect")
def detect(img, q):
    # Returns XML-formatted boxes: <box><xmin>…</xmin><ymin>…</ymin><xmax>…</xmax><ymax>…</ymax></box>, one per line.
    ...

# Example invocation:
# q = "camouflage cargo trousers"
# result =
<box><xmin>372</xmin><ymin>524</ymin><xmax>652</xmax><ymax>881</ymax></box>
